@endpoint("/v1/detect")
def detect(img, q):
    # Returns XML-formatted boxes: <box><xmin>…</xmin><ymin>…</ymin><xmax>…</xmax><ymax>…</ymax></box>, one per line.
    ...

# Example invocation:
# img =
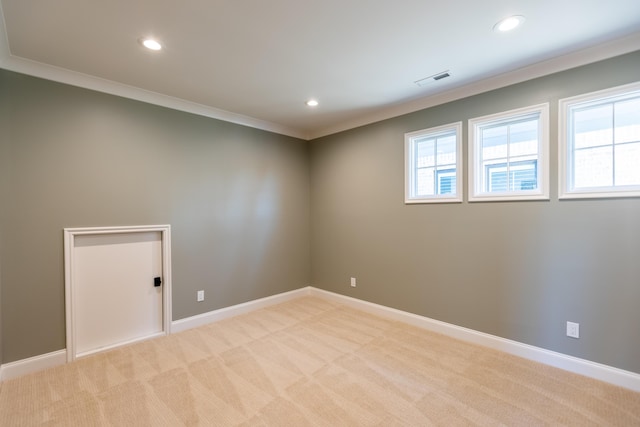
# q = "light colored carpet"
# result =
<box><xmin>1</xmin><ymin>296</ymin><xmax>639</xmax><ymax>426</ymax></box>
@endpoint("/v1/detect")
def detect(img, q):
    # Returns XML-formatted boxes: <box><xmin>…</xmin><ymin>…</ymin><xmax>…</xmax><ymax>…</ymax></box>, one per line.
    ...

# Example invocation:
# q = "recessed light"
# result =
<box><xmin>494</xmin><ymin>15</ymin><xmax>525</xmax><ymax>32</ymax></box>
<box><xmin>140</xmin><ymin>38</ymin><xmax>162</xmax><ymax>51</ymax></box>
<box><xmin>306</xmin><ymin>99</ymin><xmax>319</xmax><ymax>107</ymax></box>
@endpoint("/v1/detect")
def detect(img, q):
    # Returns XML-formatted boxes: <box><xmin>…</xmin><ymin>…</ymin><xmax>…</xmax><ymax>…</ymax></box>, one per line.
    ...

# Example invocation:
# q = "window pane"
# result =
<box><xmin>560</xmin><ymin>84</ymin><xmax>640</xmax><ymax>198</ymax></box>
<box><xmin>615</xmin><ymin>98</ymin><xmax>640</xmax><ymax>144</ymax></box>
<box><xmin>406</xmin><ymin>122</ymin><xmax>461</xmax><ymax>202</ymax></box>
<box><xmin>436</xmin><ymin>134</ymin><xmax>456</xmax><ymax>165</ymax></box>
<box><xmin>573</xmin><ymin>104</ymin><xmax>613</xmax><ymax>149</ymax></box>
<box><xmin>470</xmin><ymin>104</ymin><xmax>548</xmax><ymax>200</ymax></box>
<box><xmin>574</xmin><ymin>146</ymin><xmax>613</xmax><ymax>188</ymax></box>
<box><xmin>439</xmin><ymin>177</ymin><xmax>455</xmax><ymax>194</ymax></box>
<box><xmin>511</xmin><ymin>162</ymin><xmax>537</xmax><ymax>190</ymax></box>
<box><xmin>486</xmin><ymin>161</ymin><xmax>537</xmax><ymax>192</ymax></box>
<box><xmin>489</xmin><ymin>167</ymin><xmax>507</xmax><ymax>192</ymax></box>
<box><xmin>437</xmin><ymin>170</ymin><xmax>456</xmax><ymax>195</ymax></box>
<box><xmin>481</xmin><ymin>125</ymin><xmax>508</xmax><ymax>160</ymax></box>
<box><xmin>416</xmin><ymin>167</ymin><xmax>435</xmax><ymax>196</ymax></box>
<box><xmin>615</xmin><ymin>142</ymin><xmax>640</xmax><ymax>186</ymax></box>
<box><xmin>416</xmin><ymin>138</ymin><xmax>435</xmax><ymax>167</ymax></box>
<box><xmin>510</xmin><ymin>119</ymin><xmax>538</xmax><ymax>156</ymax></box>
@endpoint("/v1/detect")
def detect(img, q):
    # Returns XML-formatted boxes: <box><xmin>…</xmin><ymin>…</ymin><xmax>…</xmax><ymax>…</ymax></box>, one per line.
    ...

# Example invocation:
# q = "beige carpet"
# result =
<box><xmin>1</xmin><ymin>296</ymin><xmax>639</xmax><ymax>426</ymax></box>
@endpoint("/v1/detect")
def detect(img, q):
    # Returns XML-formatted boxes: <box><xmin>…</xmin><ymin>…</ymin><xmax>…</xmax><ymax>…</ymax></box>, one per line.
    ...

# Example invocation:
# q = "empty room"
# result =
<box><xmin>1</xmin><ymin>1</ymin><xmax>640</xmax><ymax>425</ymax></box>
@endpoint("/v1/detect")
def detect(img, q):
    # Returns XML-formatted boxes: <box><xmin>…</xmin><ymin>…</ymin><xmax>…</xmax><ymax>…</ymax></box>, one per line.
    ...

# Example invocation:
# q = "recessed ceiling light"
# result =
<box><xmin>494</xmin><ymin>15</ymin><xmax>525</xmax><ymax>32</ymax></box>
<box><xmin>140</xmin><ymin>38</ymin><xmax>162</xmax><ymax>51</ymax></box>
<box><xmin>306</xmin><ymin>99</ymin><xmax>319</xmax><ymax>107</ymax></box>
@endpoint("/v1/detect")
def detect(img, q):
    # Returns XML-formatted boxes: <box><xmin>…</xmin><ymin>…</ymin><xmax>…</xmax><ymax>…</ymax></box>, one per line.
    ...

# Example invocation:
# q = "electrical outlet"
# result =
<box><xmin>197</xmin><ymin>290</ymin><xmax>204</xmax><ymax>302</ymax></box>
<box><xmin>350</xmin><ymin>277</ymin><xmax>356</xmax><ymax>287</ymax></box>
<box><xmin>566</xmin><ymin>321</ymin><xmax>579</xmax><ymax>339</ymax></box>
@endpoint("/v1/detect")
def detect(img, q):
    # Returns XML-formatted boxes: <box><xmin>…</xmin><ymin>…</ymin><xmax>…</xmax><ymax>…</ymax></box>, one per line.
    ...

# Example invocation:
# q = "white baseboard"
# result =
<box><xmin>309</xmin><ymin>287</ymin><xmax>640</xmax><ymax>392</ymax></box>
<box><xmin>0</xmin><ymin>287</ymin><xmax>311</xmax><ymax>381</ymax></box>
<box><xmin>0</xmin><ymin>350</ymin><xmax>67</xmax><ymax>382</ymax></box>
<box><xmin>171</xmin><ymin>287</ymin><xmax>311</xmax><ymax>333</ymax></box>
<box><xmin>4</xmin><ymin>286</ymin><xmax>639</xmax><ymax>393</ymax></box>
<box><xmin>75</xmin><ymin>332</ymin><xmax>167</xmax><ymax>360</ymax></box>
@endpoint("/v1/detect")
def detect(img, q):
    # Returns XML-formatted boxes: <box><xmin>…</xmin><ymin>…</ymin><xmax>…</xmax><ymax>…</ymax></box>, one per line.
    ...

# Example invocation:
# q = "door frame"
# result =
<box><xmin>64</xmin><ymin>225</ymin><xmax>172</xmax><ymax>362</ymax></box>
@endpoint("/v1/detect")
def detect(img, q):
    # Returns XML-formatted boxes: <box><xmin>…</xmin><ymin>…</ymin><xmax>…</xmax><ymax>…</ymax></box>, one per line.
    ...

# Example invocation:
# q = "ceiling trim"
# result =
<box><xmin>1</xmin><ymin>1</ymin><xmax>638</xmax><ymax>142</ymax></box>
<box><xmin>0</xmin><ymin>2</ymin><xmax>9</xmax><ymax>61</ymax></box>
<box><xmin>308</xmin><ymin>31</ymin><xmax>640</xmax><ymax>140</ymax></box>
<box><xmin>0</xmin><ymin>4</ymin><xmax>307</xmax><ymax>140</ymax></box>
<box><xmin>3</xmin><ymin>55</ymin><xmax>310</xmax><ymax>139</ymax></box>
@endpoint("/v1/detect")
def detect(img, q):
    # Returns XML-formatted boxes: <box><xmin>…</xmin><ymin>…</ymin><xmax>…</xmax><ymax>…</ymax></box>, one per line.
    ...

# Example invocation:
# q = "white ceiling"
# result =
<box><xmin>1</xmin><ymin>1</ymin><xmax>640</xmax><ymax>140</ymax></box>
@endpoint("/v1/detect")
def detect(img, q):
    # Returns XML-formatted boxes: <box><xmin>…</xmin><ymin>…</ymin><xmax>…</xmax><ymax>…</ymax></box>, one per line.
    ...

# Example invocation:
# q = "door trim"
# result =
<box><xmin>64</xmin><ymin>225</ymin><xmax>172</xmax><ymax>362</ymax></box>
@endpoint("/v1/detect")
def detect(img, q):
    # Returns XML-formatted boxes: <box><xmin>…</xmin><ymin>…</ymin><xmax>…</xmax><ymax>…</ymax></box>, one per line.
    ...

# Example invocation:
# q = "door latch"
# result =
<box><xmin>154</xmin><ymin>277</ymin><xmax>162</xmax><ymax>287</ymax></box>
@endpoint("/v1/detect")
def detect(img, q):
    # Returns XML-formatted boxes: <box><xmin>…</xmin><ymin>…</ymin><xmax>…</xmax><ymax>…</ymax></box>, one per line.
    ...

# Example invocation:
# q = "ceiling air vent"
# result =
<box><xmin>414</xmin><ymin>70</ymin><xmax>451</xmax><ymax>87</ymax></box>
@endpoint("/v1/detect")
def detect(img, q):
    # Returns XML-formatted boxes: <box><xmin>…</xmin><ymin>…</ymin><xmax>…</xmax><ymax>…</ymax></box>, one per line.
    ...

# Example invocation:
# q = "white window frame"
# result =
<box><xmin>559</xmin><ymin>81</ymin><xmax>640</xmax><ymax>199</ymax></box>
<box><xmin>468</xmin><ymin>103</ymin><xmax>549</xmax><ymax>202</ymax></box>
<box><xmin>405</xmin><ymin>122</ymin><xmax>463</xmax><ymax>203</ymax></box>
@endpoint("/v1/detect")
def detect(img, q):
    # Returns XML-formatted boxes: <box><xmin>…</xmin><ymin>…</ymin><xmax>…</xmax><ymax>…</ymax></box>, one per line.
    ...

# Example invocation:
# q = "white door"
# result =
<box><xmin>72</xmin><ymin>231</ymin><xmax>164</xmax><ymax>357</ymax></box>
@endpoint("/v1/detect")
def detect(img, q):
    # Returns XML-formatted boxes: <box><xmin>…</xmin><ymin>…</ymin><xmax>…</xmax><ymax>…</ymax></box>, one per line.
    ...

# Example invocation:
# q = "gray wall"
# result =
<box><xmin>310</xmin><ymin>51</ymin><xmax>640</xmax><ymax>374</ymax></box>
<box><xmin>0</xmin><ymin>70</ymin><xmax>310</xmax><ymax>363</ymax></box>
<box><xmin>2</xmin><ymin>51</ymin><xmax>639</xmax><ymax>375</ymax></box>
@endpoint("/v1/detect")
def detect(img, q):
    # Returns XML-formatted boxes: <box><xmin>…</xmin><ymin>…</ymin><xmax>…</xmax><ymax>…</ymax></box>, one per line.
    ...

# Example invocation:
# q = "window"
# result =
<box><xmin>405</xmin><ymin>122</ymin><xmax>462</xmax><ymax>203</ymax></box>
<box><xmin>559</xmin><ymin>82</ymin><xmax>640</xmax><ymax>199</ymax></box>
<box><xmin>468</xmin><ymin>104</ymin><xmax>549</xmax><ymax>201</ymax></box>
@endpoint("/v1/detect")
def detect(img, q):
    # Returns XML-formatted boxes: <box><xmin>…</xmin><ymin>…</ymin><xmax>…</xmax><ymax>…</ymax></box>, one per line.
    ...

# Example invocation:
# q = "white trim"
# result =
<box><xmin>0</xmin><ymin>1</ymin><xmax>304</xmax><ymax>140</ymax></box>
<box><xmin>1</xmin><ymin>0</ymin><xmax>638</xmax><ymax>142</ymax></box>
<box><xmin>468</xmin><ymin>103</ymin><xmax>550</xmax><ymax>202</ymax></box>
<box><xmin>309</xmin><ymin>32</ymin><xmax>640</xmax><ymax>140</ymax></box>
<box><xmin>0</xmin><ymin>1</ymin><xmax>9</xmax><ymax>63</ymax></box>
<box><xmin>404</xmin><ymin>122</ymin><xmax>463</xmax><ymax>204</ymax></box>
<box><xmin>0</xmin><ymin>350</ymin><xmax>67</xmax><ymax>381</ymax></box>
<box><xmin>3</xmin><ymin>286</ymin><xmax>640</xmax><ymax>392</ymax></box>
<box><xmin>2</xmin><ymin>56</ymin><xmax>308</xmax><ymax>140</ymax></box>
<box><xmin>75</xmin><ymin>332</ymin><xmax>166</xmax><ymax>360</ymax></box>
<box><xmin>308</xmin><ymin>287</ymin><xmax>640</xmax><ymax>392</ymax></box>
<box><xmin>558</xmin><ymin>80</ymin><xmax>640</xmax><ymax>199</ymax></box>
<box><xmin>0</xmin><ymin>286</ymin><xmax>308</xmax><ymax>381</ymax></box>
<box><xmin>171</xmin><ymin>287</ymin><xmax>311</xmax><ymax>333</ymax></box>
<box><xmin>64</xmin><ymin>225</ymin><xmax>172</xmax><ymax>362</ymax></box>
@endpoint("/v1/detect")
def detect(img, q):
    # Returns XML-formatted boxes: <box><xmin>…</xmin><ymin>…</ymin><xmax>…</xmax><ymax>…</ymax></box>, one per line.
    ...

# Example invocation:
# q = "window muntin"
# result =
<box><xmin>405</xmin><ymin>122</ymin><xmax>462</xmax><ymax>203</ymax></box>
<box><xmin>560</xmin><ymin>83</ymin><xmax>640</xmax><ymax>198</ymax></box>
<box><xmin>469</xmin><ymin>104</ymin><xmax>549</xmax><ymax>201</ymax></box>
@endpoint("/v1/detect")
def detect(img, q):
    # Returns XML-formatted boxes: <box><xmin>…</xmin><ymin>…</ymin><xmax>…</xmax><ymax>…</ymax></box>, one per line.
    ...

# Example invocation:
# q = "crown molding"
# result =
<box><xmin>0</xmin><ymin>2</ymin><xmax>9</xmax><ymax>62</ymax></box>
<box><xmin>1</xmin><ymin>1</ymin><xmax>638</xmax><ymax>142</ymax></box>
<box><xmin>308</xmin><ymin>32</ymin><xmax>640</xmax><ymax>140</ymax></box>
<box><xmin>1</xmin><ymin>57</ymin><xmax>308</xmax><ymax>140</ymax></box>
<box><xmin>0</xmin><ymin>4</ymin><xmax>307</xmax><ymax>140</ymax></box>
